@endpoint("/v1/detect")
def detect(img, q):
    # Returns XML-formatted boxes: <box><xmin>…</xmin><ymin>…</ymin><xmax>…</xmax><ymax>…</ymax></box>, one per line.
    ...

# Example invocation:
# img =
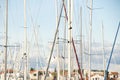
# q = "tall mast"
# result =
<box><xmin>63</xmin><ymin>6</ymin><xmax>66</xmax><ymax>78</ymax></box>
<box><xmin>80</xmin><ymin>7</ymin><xmax>83</xmax><ymax>71</ymax></box>
<box><xmin>102</xmin><ymin>21</ymin><xmax>105</xmax><ymax>77</ymax></box>
<box><xmin>104</xmin><ymin>22</ymin><xmax>120</xmax><ymax>80</ymax></box>
<box><xmin>57</xmin><ymin>32</ymin><xmax>60</xmax><ymax>80</ymax></box>
<box><xmin>36</xmin><ymin>54</ymin><xmax>38</xmax><ymax>80</ymax></box>
<box><xmin>88</xmin><ymin>0</ymin><xmax>93</xmax><ymax>80</ymax></box>
<box><xmin>24</xmin><ymin>0</ymin><xmax>27</xmax><ymax>80</ymax></box>
<box><xmin>44</xmin><ymin>2</ymin><xmax>64</xmax><ymax>80</ymax></box>
<box><xmin>55</xmin><ymin>0</ymin><xmax>60</xmax><ymax>80</ymax></box>
<box><xmin>68</xmin><ymin>0</ymin><xmax>73</xmax><ymax>79</ymax></box>
<box><xmin>4</xmin><ymin>0</ymin><xmax>8</xmax><ymax>80</ymax></box>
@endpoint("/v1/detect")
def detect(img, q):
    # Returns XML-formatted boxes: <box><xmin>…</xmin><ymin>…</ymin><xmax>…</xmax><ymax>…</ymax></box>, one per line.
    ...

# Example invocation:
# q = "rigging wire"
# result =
<box><xmin>27</xmin><ymin>0</ymin><xmax>44</xmax><ymax>25</ymax></box>
<box><xmin>27</xmin><ymin>2</ymin><xmax>45</xmax><ymax>69</ymax></box>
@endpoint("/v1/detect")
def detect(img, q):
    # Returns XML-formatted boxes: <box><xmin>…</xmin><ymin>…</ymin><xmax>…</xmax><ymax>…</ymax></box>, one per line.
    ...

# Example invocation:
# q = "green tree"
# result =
<box><xmin>30</xmin><ymin>67</ymin><xmax>35</xmax><ymax>71</ymax></box>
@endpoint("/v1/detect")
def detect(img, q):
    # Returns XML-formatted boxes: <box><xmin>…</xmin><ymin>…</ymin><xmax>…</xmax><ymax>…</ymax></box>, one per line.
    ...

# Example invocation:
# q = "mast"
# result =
<box><xmin>80</xmin><ymin>7</ymin><xmax>83</xmax><ymax>71</ymax></box>
<box><xmin>63</xmin><ymin>7</ymin><xmax>66</xmax><ymax>79</ymax></box>
<box><xmin>88</xmin><ymin>0</ymin><xmax>93</xmax><ymax>80</ymax></box>
<box><xmin>4</xmin><ymin>0</ymin><xmax>8</xmax><ymax>80</ymax></box>
<box><xmin>36</xmin><ymin>54</ymin><xmax>39</xmax><ymax>80</ymax></box>
<box><xmin>68</xmin><ymin>0</ymin><xmax>73</xmax><ymax>79</ymax></box>
<box><xmin>102</xmin><ymin>21</ymin><xmax>105</xmax><ymax>77</ymax></box>
<box><xmin>104</xmin><ymin>22</ymin><xmax>120</xmax><ymax>80</ymax></box>
<box><xmin>72</xmin><ymin>38</ymin><xmax>83</xmax><ymax>80</ymax></box>
<box><xmin>55</xmin><ymin>0</ymin><xmax>60</xmax><ymax>80</ymax></box>
<box><xmin>24</xmin><ymin>0</ymin><xmax>27</xmax><ymax>80</ymax></box>
<box><xmin>57</xmin><ymin>32</ymin><xmax>60</xmax><ymax>80</ymax></box>
<box><xmin>36</xmin><ymin>26</ymin><xmax>40</xmax><ymax>80</ymax></box>
<box><xmin>44</xmin><ymin>2</ymin><xmax>63</xmax><ymax>80</ymax></box>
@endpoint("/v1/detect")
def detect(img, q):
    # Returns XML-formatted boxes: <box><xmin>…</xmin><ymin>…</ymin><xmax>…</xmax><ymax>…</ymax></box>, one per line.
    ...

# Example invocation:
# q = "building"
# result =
<box><xmin>29</xmin><ymin>70</ymin><xmax>53</xmax><ymax>80</ymax></box>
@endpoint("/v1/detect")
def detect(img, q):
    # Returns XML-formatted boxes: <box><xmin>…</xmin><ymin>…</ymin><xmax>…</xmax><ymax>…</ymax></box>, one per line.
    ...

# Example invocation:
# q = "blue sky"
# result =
<box><xmin>92</xmin><ymin>0</ymin><xmax>120</xmax><ymax>43</ymax></box>
<box><xmin>0</xmin><ymin>0</ymin><xmax>120</xmax><ymax>44</ymax></box>
<box><xmin>0</xmin><ymin>0</ymin><xmax>120</xmax><ymax>70</ymax></box>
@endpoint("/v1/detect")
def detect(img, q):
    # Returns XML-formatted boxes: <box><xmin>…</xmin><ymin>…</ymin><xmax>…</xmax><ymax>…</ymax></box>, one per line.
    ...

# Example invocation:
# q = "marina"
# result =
<box><xmin>0</xmin><ymin>0</ymin><xmax>120</xmax><ymax>80</ymax></box>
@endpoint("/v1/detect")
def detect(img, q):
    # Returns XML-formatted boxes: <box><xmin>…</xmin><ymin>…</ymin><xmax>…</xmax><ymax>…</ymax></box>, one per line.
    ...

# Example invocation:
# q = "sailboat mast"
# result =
<box><xmin>63</xmin><ymin>7</ymin><xmax>66</xmax><ymax>78</ymax></box>
<box><xmin>57</xmin><ymin>32</ymin><xmax>60</xmax><ymax>80</ymax></box>
<box><xmin>80</xmin><ymin>7</ymin><xmax>83</xmax><ymax>71</ymax></box>
<box><xmin>104</xmin><ymin>22</ymin><xmax>120</xmax><ymax>80</ymax></box>
<box><xmin>102</xmin><ymin>21</ymin><xmax>105</xmax><ymax>77</ymax></box>
<box><xmin>4</xmin><ymin>0</ymin><xmax>8</xmax><ymax>80</ymax></box>
<box><xmin>44</xmin><ymin>2</ymin><xmax>64</xmax><ymax>80</ymax></box>
<box><xmin>68</xmin><ymin>0</ymin><xmax>73</xmax><ymax>79</ymax></box>
<box><xmin>88</xmin><ymin>0</ymin><xmax>93</xmax><ymax>80</ymax></box>
<box><xmin>36</xmin><ymin>55</ymin><xmax>38</xmax><ymax>80</ymax></box>
<box><xmin>24</xmin><ymin>0</ymin><xmax>27</xmax><ymax>80</ymax></box>
<box><xmin>55</xmin><ymin>0</ymin><xmax>60</xmax><ymax>80</ymax></box>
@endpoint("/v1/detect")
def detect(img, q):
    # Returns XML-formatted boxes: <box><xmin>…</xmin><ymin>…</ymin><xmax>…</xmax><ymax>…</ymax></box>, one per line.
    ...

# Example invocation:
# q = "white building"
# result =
<box><xmin>29</xmin><ymin>70</ymin><xmax>53</xmax><ymax>80</ymax></box>
<box><xmin>91</xmin><ymin>74</ymin><xmax>104</xmax><ymax>80</ymax></box>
